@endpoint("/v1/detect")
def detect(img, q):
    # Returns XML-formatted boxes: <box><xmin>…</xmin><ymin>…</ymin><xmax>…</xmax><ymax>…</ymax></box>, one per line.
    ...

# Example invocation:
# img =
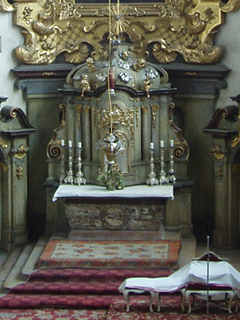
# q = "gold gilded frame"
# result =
<box><xmin>1</xmin><ymin>0</ymin><xmax>240</xmax><ymax>65</ymax></box>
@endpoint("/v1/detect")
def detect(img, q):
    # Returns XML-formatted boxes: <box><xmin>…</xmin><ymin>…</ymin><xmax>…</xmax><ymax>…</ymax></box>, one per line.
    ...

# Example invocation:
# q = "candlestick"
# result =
<box><xmin>159</xmin><ymin>141</ymin><xmax>168</xmax><ymax>185</ymax></box>
<box><xmin>74</xmin><ymin>146</ymin><xmax>86</xmax><ymax>186</ymax></box>
<box><xmin>60</xmin><ymin>139</ymin><xmax>65</xmax><ymax>147</ymax></box>
<box><xmin>64</xmin><ymin>144</ymin><xmax>74</xmax><ymax>185</ymax></box>
<box><xmin>169</xmin><ymin>141</ymin><xmax>176</xmax><ymax>184</ymax></box>
<box><xmin>146</xmin><ymin>148</ymin><xmax>159</xmax><ymax>186</ymax></box>
<box><xmin>59</xmin><ymin>143</ymin><xmax>66</xmax><ymax>184</ymax></box>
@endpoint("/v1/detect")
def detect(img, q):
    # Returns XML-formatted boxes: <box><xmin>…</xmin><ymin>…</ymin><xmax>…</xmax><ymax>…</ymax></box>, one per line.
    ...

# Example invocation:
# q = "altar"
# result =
<box><xmin>43</xmin><ymin>35</ymin><xmax>193</xmax><ymax>241</ymax></box>
<box><xmin>52</xmin><ymin>184</ymin><xmax>175</xmax><ymax>240</ymax></box>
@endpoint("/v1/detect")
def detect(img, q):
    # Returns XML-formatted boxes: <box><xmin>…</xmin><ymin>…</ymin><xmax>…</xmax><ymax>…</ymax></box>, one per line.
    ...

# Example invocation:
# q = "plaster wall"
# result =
<box><xmin>215</xmin><ymin>10</ymin><xmax>240</xmax><ymax>108</ymax></box>
<box><xmin>0</xmin><ymin>12</ymin><xmax>25</xmax><ymax>109</ymax></box>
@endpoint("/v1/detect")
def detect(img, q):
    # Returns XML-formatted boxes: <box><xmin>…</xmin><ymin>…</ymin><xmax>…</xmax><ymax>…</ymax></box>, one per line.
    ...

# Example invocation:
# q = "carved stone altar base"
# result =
<box><xmin>53</xmin><ymin>184</ymin><xmax>174</xmax><ymax>240</ymax></box>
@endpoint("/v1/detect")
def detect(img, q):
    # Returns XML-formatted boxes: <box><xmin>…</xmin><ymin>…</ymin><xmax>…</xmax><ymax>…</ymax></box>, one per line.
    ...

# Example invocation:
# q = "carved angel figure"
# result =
<box><xmin>142</xmin><ymin>77</ymin><xmax>152</xmax><ymax>98</ymax></box>
<box><xmin>80</xmin><ymin>75</ymin><xmax>91</xmax><ymax>97</ymax></box>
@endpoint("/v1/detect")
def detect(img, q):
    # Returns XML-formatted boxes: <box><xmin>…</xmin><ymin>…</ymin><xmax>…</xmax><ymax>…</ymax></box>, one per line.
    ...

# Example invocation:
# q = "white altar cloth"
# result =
<box><xmin>52</xmin><ymin>184</ymin><xmax>174</xmax><ymax>202</ymax></box>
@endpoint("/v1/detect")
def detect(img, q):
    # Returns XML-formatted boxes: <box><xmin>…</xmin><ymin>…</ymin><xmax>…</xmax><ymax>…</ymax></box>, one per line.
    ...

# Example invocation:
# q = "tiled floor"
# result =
<box><xmin>179</xmin><ymin>237</ymin><xmax>240</xmax><ymax>271</ymax></box>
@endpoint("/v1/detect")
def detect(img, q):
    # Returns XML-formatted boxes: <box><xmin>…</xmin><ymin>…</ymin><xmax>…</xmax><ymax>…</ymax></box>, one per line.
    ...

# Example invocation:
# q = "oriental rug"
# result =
<box><xmin>106</xmin><ymin>296</ymin><xmax>240</xmax><ymax>320</ymax></box>
<box><xmin>37</xmin><ymin>239</ymin><xmax>181</xmax><ymax>270</ymax></box>
<box><xmin>0</xmin><ymin>309</ymin><xmax>107</xmax><ymax>320</ymax></box>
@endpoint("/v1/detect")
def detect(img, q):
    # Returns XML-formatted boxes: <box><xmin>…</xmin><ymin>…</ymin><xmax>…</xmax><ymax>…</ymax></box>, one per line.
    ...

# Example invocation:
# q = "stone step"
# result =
<box><xmin>0</xmin><ymin>251</ymin><xmax>9</xmax><ymax>271</ymax></box>
<box><xmin>3</xmin><ymin>237</ymin><xmax>49</xmax><ymax>290</ymax></box>
<box><xmin>0</xmin><ymin>246</ymin><xmax>24</xmax><ymax>296</ymax></box>
<box><xmin>22</xmin><ymin>236</ymin><xmax>50</xmax><ymax>276</ymax></box>
<box><xmin>4</xmin><ymin>244</ymin><xmax>34</xmax><ymax>289</ymax></box>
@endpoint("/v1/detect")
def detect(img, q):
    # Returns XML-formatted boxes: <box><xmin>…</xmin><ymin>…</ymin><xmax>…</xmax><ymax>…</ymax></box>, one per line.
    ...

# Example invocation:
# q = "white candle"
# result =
<box><xmin>170</xmin><ymin>139</ymin><xmax>174</xmax><ymax>147</ymax></box>
<box><xmin>160</xmin><ymin>140</ymin><xmax>164</xmax><ymax>148</ymax></box>
<box><xmin>150</xmin><ymin>142</ymin><xmax>154</xmax><ymax>149</ymax></box>
<box><xmin>60</xmin><ymin>139</ymin><xmax>65</xmax><ymax>147</ymax></box>
<box><xmin>78</xmin><ymin>142</ymin><xmax>82</xmax><ymax>149</ymax></box>
<box><xmin>68</xmin><ymin>140</ymin><xmax>73</xmax><ymax>148</ymax></box>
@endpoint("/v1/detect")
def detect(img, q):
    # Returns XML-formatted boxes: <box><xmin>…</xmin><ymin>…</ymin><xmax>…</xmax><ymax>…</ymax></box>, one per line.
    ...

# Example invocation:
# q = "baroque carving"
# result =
<box><xmin>46</xmin><ymin>104</ymin><xmax>66</xmax><ymax>160</ymax></box>
<box><xmin>1</xmin><ymin>0</ymin><xmax>239</xmax><ymax>64</ymax></box>
<box><xmin>212</xmin><ymin>145</ymin><xmax>225</xmax><ymax>160</ymax></box>
<box><xmin>0</xmin><ymin>0</ymin><xmax>14</xmax><ymax>12</ymax></box>
<box><xmin>65</xmin><ymin>202</ymin><xmax>164</xmax><ymax>230</ymax></box>
<box><xmin>168</xmin><ymin>103</ymin><xmax>190</xmax><ymax>159</ymax></box>
<box><xmin>12</xmin><ymin>144</ymin><xmax>28</xmax><ymax>160</ymax></box>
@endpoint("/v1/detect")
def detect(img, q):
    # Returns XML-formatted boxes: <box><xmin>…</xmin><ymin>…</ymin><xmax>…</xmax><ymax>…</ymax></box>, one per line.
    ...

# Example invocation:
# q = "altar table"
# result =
<box><xmin>52</xmin><ymin>184</ymin><xmax>174</xmax><ymax>238</ymax></box>
<box><xmin>52</xmin><ymin>184</ymin><xmax>174</xmax><ymax>201</ymax></box>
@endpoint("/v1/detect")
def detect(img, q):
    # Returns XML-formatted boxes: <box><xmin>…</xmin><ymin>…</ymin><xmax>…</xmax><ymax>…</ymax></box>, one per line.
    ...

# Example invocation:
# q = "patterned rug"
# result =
<box><xmin>1</xmin><ymin>296</ymin><xmax>239</xmax><ymax>320</ymax></box>
<box><xmin>106</xmin><ymin>296</ymin><xmax>240</xmax><ymax>320</ymax></box>
<box><xmin>37</xmin><ymin>240</ymin><xmax>181</xmax><ymax>269</ymax></box>
<box><xmin>0</xmin><ymin>309</ymin><xmax>107</xmax><ymax>320</ymax></box>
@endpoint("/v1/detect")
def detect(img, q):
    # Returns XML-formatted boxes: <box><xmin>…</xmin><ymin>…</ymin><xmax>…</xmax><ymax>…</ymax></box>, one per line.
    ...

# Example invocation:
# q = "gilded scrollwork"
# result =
<box><xmin>168</xmin><ymin>103</ymin><xmax>190</xmax><ymax>159</ymax></box>
<box><xmin>220</xmin><ymin>0</ymin><xmax>240</xmax><ymax>12</ymax></box>
<box><xmin>16</xmin><ymin>166</ymin><xmax>23</xmax><ymax>179</ymax></box>
<box><xmin>46</xmin><ymin>104</ymin><xmax>66</xmax><ymax>159</ymax></box>
<box><xmin>212</xmin><ymin>145</ymin><xmax>225</xmax><ymax>160</ymax></box>
<box><xmin>3</xmin><ymin>0</ymin><xmax>240</xmax><ymax>64</ymax></box>
<box><xmin>12</xmin><ymin>144</ymin><xmax>28</xmax><ymax>160</ymax></box>
<box><xmin>98</xmin><ymin>103</ymin><xmax>134</xmax><ymax>145</ymax></box>
<box><xmin>0</xmin><ymin>0</ymin><xmax>15</xmax><ymax>12</ymax></box>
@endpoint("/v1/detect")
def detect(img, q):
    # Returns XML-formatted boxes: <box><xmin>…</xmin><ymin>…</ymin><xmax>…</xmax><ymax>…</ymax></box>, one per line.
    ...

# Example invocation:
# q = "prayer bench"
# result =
<box><xmin>181</xmin><ymin>284</ymin><xmax>235</xmax><ymax>314</ymax></box>
<box><xmin>118</xmin><ymin>252</ymin><xmax>240</xmax><ymax>314</ymax></box>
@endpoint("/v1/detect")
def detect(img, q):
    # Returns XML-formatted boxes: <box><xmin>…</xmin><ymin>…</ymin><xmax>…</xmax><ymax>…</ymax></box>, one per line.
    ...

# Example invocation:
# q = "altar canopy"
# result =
<box><xmin>119</xmin><ymin>260</ymin><xmax>240</xmax><ymax>293</ymax></box>
<box><xmin>52</xmin><ymin>184</ymin><xmax>174</xmax><ymax>202</ymax></box>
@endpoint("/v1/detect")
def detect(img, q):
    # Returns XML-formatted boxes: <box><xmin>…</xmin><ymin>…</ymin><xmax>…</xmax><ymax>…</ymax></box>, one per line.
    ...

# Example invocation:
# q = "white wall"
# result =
<box><xmin>216</xmin><ymin>10</ymin><xmax>240</xmax><ymax>108</ymax></box>
<box><xmin>0</xmin><ymin>9</ymin><xmax>240</xmax><ymax>111</ymax></box>
<box><xmin>0</xmin><ymin>12</ymin><xmax>26</xmax><ymax>111</ymax></box>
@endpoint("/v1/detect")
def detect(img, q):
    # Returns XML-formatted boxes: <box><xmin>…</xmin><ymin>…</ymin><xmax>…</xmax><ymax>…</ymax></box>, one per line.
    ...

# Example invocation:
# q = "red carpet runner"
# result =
<box><xmin>0</xmin><ymin>268</ymin><xmax>172</xmax><ymax>309</ymax></box>
<box><xmin>0</xmin><ymin>240</ymin><xmax>180</xmax><ymax>310</ymax></box>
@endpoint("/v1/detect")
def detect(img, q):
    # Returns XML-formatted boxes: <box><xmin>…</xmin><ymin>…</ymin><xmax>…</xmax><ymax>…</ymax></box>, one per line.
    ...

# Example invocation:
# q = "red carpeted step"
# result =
<box><xmin>1</xmin><ymin>267</ymin><xmax>173</xmax><ymax>309</ymax></box>
<box><xmin>10</xmin><ymin>268</ymin><xmax>172</xmax><ymax>295</ymax></box>
<box><xmin>11</xmin><ymin>280</ymin><xmax>120</xmax><ymax>294</ymax></box>
<box><xmin>28</xmin><ymin>268</ymin><xmax>173</xmax><ymax>280</ymax></box>
<box><xmin>0</xmin><ymin>294</ymin><xmax>114</xmax><ymax>309</ymax></box>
